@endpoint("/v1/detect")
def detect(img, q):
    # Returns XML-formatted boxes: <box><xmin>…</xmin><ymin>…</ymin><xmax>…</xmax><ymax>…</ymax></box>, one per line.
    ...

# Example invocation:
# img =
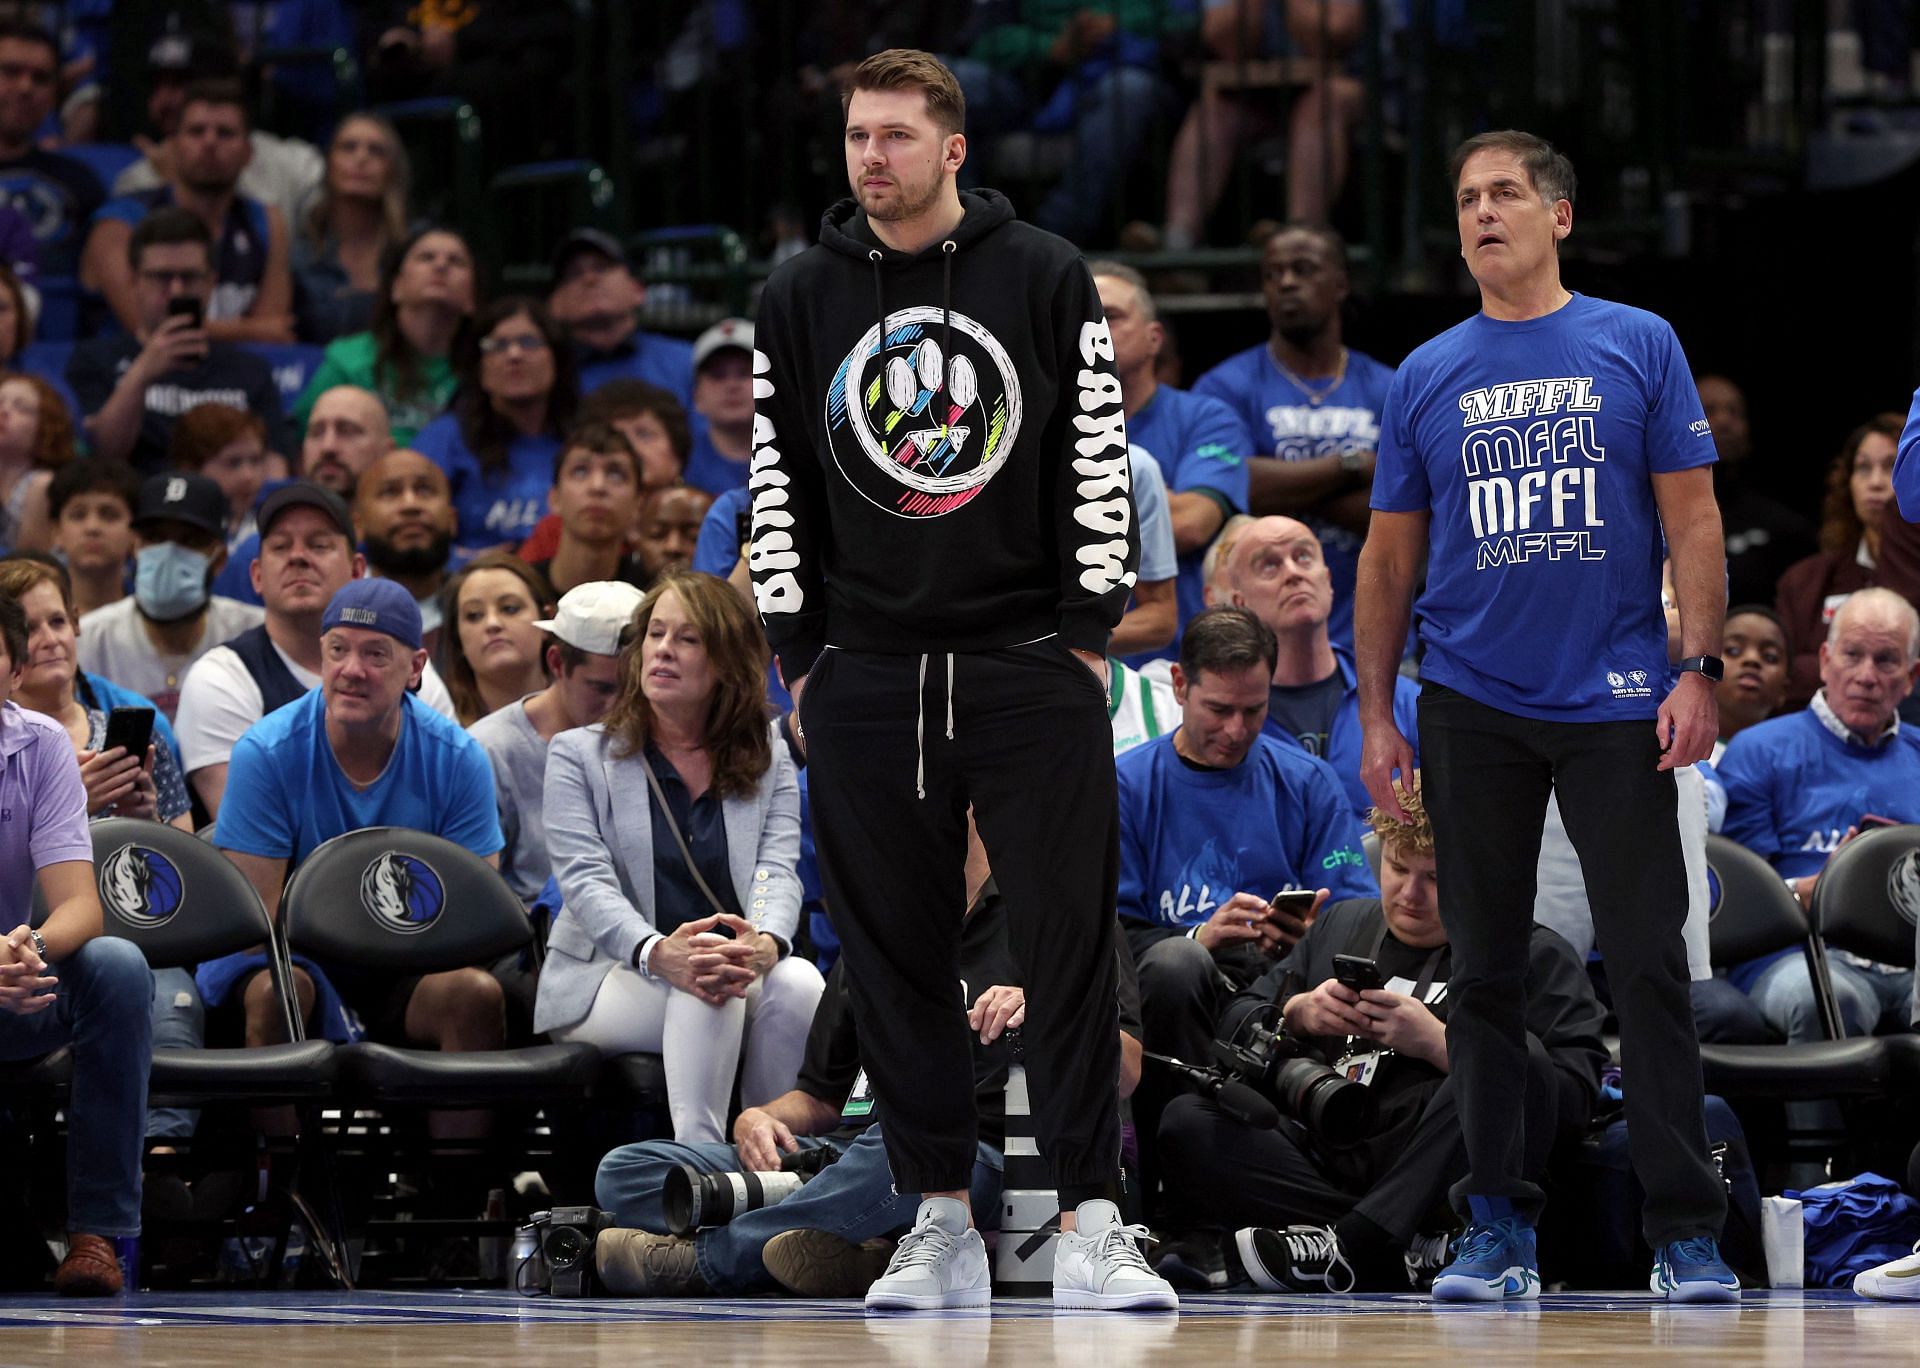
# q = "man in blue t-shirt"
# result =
<box><xmin>1355</xmin><ymin>131</ymin><xmax>1736</xmax><ymax>1303</ymax></box>
<box><xmin>1117</xmin><ymin>607</ymin><xmax>1375</xmax><ymax>1074</ymax></box>
<box><xmin>1718</xmin><ymin>589</ymin><xmax>1920</xmax><ymax>1039</ymax></box>
<box><xmin>209</xmin><ymin>579</ymin><xmax>506</xmax><ymax>1052</ymax></box>
<box><xmin>1219</xmin><ymin>515</ymin><xmax>1420</xmax><ymax>819</ymax></box>
<box><xmin>1090</xmin><ymin>263</ymin><xmax>1247</xmax><ymax>666</ymax></box>
<box><xmin>1192</xmin><ymin>225</ymin><xmax>1395</xmax><ymax>652</ymax></box>
<box><xmin>548</xmin><ymin>228</ymin><xmax>695</xmax><ymax>408</ymax></box>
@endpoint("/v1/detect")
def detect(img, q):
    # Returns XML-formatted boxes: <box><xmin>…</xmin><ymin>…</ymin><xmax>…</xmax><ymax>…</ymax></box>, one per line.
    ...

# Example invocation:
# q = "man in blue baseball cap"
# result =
<box><xmin>203</xmin><ymin>577</ymin><xmax>508</xmax><ymax>1061</ymax></box>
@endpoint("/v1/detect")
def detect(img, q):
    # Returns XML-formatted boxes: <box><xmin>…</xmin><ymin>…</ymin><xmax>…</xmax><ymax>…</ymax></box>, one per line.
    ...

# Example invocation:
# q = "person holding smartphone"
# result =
<box><xmin>1154</xmin><ymin>778</ymin><xmax>1606</xmax><ymax>1297</ymax></box>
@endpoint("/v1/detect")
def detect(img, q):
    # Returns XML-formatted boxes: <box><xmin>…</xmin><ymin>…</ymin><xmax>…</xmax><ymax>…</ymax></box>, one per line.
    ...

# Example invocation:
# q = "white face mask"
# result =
<box><xmin>132</xmin><ymin>542</ymin><xmax>213</xmax><ymax>622</ymax></box>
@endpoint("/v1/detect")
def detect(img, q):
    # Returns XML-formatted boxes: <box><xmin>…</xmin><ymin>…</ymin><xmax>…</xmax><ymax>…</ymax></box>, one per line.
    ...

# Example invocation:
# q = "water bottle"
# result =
<box><xmin>510</xmin><ymin>1220</ymin><xmax>548</xmax><ymax>1295</ymax></box>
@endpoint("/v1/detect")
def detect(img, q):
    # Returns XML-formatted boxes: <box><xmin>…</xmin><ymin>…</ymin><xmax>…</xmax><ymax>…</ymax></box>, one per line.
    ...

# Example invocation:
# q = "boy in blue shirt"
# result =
<box><xmin>1355</xmin><ymin>130</ymin><xmax>1736</xmax><ymax>1302</ymax></box>
<box><xmin>206</xmin><ymin>578</ymin><xmax>505</xmax><ymax>1051</ymax></box>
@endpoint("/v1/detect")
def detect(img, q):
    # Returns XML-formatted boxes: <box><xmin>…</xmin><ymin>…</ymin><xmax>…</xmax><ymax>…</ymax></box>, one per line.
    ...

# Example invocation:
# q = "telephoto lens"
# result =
<box><xmin>1272</xmin><ymin>1055</ymin><xmax>1376</xmax><ymax>1146</ymax></box>
<box><xmin>662</xmin><ymin>1164</ymin><xmax>807</xmax><ymax>1236</ymax></box>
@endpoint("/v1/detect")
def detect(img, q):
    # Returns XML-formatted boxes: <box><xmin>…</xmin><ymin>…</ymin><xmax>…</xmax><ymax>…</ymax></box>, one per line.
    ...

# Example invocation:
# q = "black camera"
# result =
<box><xmin>543</xmin><ymin>1205</ymin><xmax>614</xmax><ymax>1297</ymax></box>
<box><xmin>1213</xmin><ymin>1015</ymin><xmax>1375</xmax><ymax>1146</ymax></box>
<box><xmin>662</xmin><ymin>1146</ymin><xmax>840</xmax><ymax>1236</ymax></box>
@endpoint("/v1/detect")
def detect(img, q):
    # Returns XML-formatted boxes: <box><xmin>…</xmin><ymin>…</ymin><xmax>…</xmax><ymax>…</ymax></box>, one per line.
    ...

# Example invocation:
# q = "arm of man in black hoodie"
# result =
<box><xmin>749</xmin><ymin>273</ymin><xmax>833</xmax><ymax>697</ymax></box>
<box><xmin>1050</xmin><ymin>261</ymin><xmax>1140</xmax><ymax>666</ymax></box>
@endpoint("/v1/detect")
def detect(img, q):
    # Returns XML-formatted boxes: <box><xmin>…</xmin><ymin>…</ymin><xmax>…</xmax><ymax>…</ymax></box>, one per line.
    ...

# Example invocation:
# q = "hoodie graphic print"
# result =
<box><xmin>750</xmin><ymin>189</ymin><xmax>1140</xmax><ymax>681</ymax></box>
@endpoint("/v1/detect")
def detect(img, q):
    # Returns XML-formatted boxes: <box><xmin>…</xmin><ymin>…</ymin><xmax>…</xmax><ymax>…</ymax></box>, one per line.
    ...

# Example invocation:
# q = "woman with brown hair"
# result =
<box><xmin>1774</xmin><ymin>413</ymin><xmax>1902</xmax><ymax>707</ymax></box>
<box><xmin>0</xmin><ymin>373</ymin><xmax>76</xmax><ymax>554</ymax></box>
<box><xmin>441</xmin><ymin>550</ymin><xmax>554</xmax><ymax>725</ymax></box>
<box><xmin>292</xmin><ymin>112</ymin><xmax>412</xmax><ymax>343</ymax></box>
<box><xmin>536</xmin><ymin>571</ymin><xmax>822</xmax><ymax>1142</ymax></box>
<box><xmin>167</xmin><ymin>403</ymin><xmax>267</xmax><ymax>552</ymax></box>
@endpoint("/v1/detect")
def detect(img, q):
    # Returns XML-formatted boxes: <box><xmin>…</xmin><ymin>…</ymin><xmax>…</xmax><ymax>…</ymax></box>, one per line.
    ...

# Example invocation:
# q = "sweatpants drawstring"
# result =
<box><xmin>914</xmin><ymin>653</ymin><xmax>928</xmax><ymax>800</ymax></box>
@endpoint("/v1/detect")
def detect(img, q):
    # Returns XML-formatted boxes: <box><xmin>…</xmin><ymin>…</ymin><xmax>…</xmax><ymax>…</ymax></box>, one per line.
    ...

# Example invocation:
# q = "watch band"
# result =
<box><xmin>1677</xmin><ymin>655</ymin><xmax>1725</xmax><ymax>682</ymax></box>
<box><xmin>25</xmin><ymin>927</ymin><xmax>47</xmax><ymax>961</ymax></box>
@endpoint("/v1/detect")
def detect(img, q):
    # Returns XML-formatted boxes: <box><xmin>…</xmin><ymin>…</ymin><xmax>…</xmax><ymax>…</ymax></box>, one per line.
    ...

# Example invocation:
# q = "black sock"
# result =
<box><xmin>1333</xmin><ymin>1211</ymin><xmax>1404</xmax><ymax>1290</ymax></box>
<box><xmin>1058</xmin><ymin>1178</ymin><xmax>1120</xmax><ymax>1211</ymax></box>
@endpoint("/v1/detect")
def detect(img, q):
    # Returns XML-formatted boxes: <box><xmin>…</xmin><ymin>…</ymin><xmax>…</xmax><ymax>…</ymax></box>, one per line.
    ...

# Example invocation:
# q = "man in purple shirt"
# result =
<box><xmin>0</xmin><ymin>588</ymin><xmax>153</xmax><ymax>1296</ymax></box>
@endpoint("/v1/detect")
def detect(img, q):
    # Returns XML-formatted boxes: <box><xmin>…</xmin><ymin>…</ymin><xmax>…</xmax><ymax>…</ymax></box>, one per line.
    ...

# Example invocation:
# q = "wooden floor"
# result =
<box><xmin>0</xmin><ymin>1290</ymin><xmax>1912</xmax><ymax>1366</ymax></box>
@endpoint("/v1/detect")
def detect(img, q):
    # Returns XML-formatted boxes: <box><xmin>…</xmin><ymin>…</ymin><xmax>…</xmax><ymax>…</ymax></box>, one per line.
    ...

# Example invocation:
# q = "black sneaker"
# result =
<box><xmin>1233</xmin><ymin>1224</ymin><xmax>1356</xmax><ymax>1294</ymax></box>
<box><xmin>1152</xmin><ymin>1234</ymin><xmax>1229</xmax><ymax>1291</ymax></box>
<box><xmin>1403</xmin><ymin>1231</ymin><xmax>1452</xmax><ymax>1292</ymax></box>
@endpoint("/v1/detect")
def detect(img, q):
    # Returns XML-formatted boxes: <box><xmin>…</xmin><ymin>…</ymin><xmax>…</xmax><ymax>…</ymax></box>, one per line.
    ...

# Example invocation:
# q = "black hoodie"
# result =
<box><xmin>748</xmin><ymin>189</ymin><xmax>1140</xmax><ymax>683</ymax></box>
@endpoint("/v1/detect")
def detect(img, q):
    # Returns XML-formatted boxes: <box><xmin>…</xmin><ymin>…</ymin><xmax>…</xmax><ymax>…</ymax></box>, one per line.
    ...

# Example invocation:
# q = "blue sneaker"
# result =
<box><xmin>1650</xmin><ymin>1237</ymin><xmax>1740</xmax><ymax>1303</ymax></box>
<box><xmin>1430</xmin><ymin>1218</ymin><xmax>1539</xmax><ymax>1302</ymax></box>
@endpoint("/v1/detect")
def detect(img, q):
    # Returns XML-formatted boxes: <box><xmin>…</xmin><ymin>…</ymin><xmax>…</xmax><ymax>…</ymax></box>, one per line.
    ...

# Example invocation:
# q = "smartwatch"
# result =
<box><xmin>1677</xmin><ymin>655</ymin><xmax>1724</xmax><ymax>682</ymax></box>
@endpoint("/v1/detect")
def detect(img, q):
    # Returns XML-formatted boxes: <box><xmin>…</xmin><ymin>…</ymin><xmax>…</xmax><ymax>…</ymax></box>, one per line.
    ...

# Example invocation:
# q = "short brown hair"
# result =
<box><xmin>602</xmin><ymin>570</ymin><xmax>772</xmax><ymax>800</ymax></box>
<box><xmin>180</xmin><ymin>77</ymin><xmax>251</xmax><ymax>129</ymax></box>
<box><xmin>1367</xmin><ymin>772</ymin><xmax>1434</xmax><ymax>857</ymax></box>
<box><xmin>845</xmin><ymin>48</ymin><xmax>965</xmax><ymax>137</ymax></box>
<box><xmin>552</xmin><ymin>419</ymin><xmax>641</xmax><ymax>487</ymax></box>
<box><xmin>168</xmin><ymin>402</ymin><xmax>265</xmax><ymax>473</ymax></box>
<box><xmin>1448</xmin><ymin>129</ymin><xmax>1576</xmax><ymax>208</ymax></box>
<box><xmin>578</xmin><ymin>379</ymin><xmax>691</xmax><ymax>466</ymax></box>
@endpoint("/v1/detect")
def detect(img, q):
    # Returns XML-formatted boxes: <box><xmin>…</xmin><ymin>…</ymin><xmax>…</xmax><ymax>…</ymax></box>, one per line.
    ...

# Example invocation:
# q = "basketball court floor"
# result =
<box><xmin>0</xmin><ymin>1288</ymin><xmax>1907</xmax><ymax>1366</ymax></box>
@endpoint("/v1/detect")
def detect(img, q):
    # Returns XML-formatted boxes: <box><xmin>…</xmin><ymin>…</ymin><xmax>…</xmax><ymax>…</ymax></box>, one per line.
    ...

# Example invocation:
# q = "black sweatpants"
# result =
<box><xmin>1157</xmin><ymin>1034</ymin><xmax>1567</xmax><ymax>1245</ymax></box>
<box><xmin>1417</xmin><ymin>683</ymin><xmax>1726</xmax><ymax>1245</ymax></box>
<box><xmin>803</xmin><ymin>642</ymin><xmax>1123</xmax><ymax>1197</ymax></box>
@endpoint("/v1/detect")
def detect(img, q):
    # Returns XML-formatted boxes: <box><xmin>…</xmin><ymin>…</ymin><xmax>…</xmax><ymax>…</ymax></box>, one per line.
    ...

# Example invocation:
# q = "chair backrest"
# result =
<box><xmin>1810</xmin><ymin>824</ymin><xmax>1920</xmax><ymax>968</ymax></box>
<box><xmin>85</xmin><ymin>817</ymin><xmax>276</xmax><ymax>970</ymax></box>
<box><xmin>1703</xmin><ymin>834</ymin><xmax>1815</xmax><ymax>966</ymax></box>
<box><xmin>280</xmin><ymin>827</ymin><xmax>530</xmax><ymax>975</ymax></box>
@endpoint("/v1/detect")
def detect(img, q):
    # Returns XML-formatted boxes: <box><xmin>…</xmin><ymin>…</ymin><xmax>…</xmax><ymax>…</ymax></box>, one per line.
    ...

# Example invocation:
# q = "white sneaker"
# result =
<box><xmin>1854</xmin><ymin>1241</ymin><xmax>1920</xmax><ymax>1299</ymax></box>
<box><xmin>864</xmin><ymin>1198</ymin><xmax>990</xmax><ymax>1312</ymax></box>
<box><xmin>1052</xmin><ymin>1199</ymin><xmax>1179</xmax><ymax>1311</ymax></box>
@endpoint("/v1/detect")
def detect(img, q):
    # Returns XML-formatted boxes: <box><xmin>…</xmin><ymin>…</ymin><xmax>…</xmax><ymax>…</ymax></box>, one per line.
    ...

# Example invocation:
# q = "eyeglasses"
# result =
<box><xmin>479</xmin><ymin>334</ymin><xmax>549</xmax><ymax>356</ymax></box>
<box><xmin>139</xmin><ymin>269</ymin><xmax>211</xmax><ymax>288</ymax></box>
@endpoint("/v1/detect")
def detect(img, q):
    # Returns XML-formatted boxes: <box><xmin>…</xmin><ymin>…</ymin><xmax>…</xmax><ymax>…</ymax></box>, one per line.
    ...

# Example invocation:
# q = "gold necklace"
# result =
<box><xmin>1269</xmin><ymin>344</ymin><xmax>1348</xmax><ymax>407</ymax></box>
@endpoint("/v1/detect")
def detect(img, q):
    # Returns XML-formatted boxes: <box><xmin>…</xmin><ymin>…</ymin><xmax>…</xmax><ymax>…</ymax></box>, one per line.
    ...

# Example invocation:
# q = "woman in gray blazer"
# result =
<box><xmin>537</xmin><ymin>572</ymin><xmax>824</xmax><ymax>1142</ymax></box>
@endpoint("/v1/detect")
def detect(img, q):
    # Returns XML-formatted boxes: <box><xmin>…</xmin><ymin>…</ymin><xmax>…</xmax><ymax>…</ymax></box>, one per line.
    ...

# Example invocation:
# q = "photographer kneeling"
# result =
<box><xmin>591</xmin><ymin>855</ymin><xmax>1143</xmax><ymax>1299</ymax></box>
<box><xmin>1156</xmin><ymin>778</ymin><xmax>1605</xmax><ymax>1293</ymax></box>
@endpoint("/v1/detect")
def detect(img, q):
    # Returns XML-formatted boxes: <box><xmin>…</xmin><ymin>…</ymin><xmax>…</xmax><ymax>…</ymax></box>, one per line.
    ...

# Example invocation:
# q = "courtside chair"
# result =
<box><xmin>1809</xmin><ymin>823</ymin><xmax>1920</xmax><ymax>1093</ymax></box>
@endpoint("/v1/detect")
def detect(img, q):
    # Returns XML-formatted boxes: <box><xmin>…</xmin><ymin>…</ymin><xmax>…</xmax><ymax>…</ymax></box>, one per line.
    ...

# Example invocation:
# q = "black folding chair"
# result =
<box><xmin>279</xmin><ymin>828</ymin><xmax>600</xmax><ymax>1281</ymax></box>
<box><xmin>1810</xmin><ymin>823</ymin><xmax>1920</xmax><ymax>1087</ymax></box>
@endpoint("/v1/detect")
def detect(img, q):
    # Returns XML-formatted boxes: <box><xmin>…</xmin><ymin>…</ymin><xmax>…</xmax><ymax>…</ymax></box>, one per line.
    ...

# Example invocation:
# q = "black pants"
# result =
<box><xmin>1417</xmin><ymin>683</ymin><xmax>1725</xmax><ymax>1244</ymax></box>
<box><xmin>804</xmin><ymin>643</ymin><xmax>1123</xmax><ymax>1196</ymax></box>
<box><xmin>1157</xmin><ymin>1034</ymin><xmax>1567</xmax><ymax>1245</ymax></box>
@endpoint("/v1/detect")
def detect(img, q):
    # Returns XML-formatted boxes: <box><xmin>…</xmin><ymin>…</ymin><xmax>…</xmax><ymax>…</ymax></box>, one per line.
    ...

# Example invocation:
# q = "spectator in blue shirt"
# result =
<box><xmin>684</xmin><ymin>317</ymin><xmax>754</xmax><ymax>496</ymax></box>
<box><xmin>1221</xmin><ymin>514</ymin><xmax>1419</xmax><ymax>819</ymax></box>
<box><xmin>205</xmin><ymin>578</ymin><xmax>507</xmax><ymax>1055</ymax></box>
<box><xmin>1090</xmin><ymin>262</ymin><xmax>1247</xmax><ymax>664</ymax></box>
<box><xmin>548</xmin><ymin>228</ymin><xmax>694</xmax><ymax>408</ymax></box>
<box><xmin>413</xmin><ymin>296</ymin><xmax>578</xmax><ymax>555</ymax></box>
<box><xmin>1117</xmin><ymin>606</ymin><xmax>1375</xmax><ymax>1071</ymax></box>
<box><xmin>1719</xmin><ymin>588</ymin><xmax>1920</xmax><ymax>1041</ymax></box>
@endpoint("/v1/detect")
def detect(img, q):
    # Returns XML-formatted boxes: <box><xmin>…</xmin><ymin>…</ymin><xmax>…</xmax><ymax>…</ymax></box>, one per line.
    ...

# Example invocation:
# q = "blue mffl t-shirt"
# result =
<box><xmin>1194</xmin><ymin>343</ymin><xmax>1395</xmax><ymax>651</ymax></box>
<box><xmin>214</xmin><ymin>689</ymin><xmax>503</xmax><ymax>866</ymax></box>
<box><xmin>1369</xmin><ymin>294</ymin><xmax>1715</xmax><ymax>722</ymax></box>
<box><xmin>1116</xmin><ymin>732</ymin><xmax>1377</xmax><ymax>931</ymax></box>
<box><xmin>1121</xmin><ymin>384</ymin><xmax>1248</xmax><ymax>663</ymax></box>
<box><xmin>411</xmin><ymin>414</ymin><xmax>561</xmax><ymax>554</ymax></box>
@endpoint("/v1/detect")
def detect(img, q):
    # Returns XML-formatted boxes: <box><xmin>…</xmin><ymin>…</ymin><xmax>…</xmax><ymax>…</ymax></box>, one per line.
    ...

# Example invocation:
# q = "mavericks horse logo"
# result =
<box><xmin>99</xmin><ymin>844</ymin><xmax>185</xmax><ymax>929</ymax></box>
<box><xmin>1886</xmin><ymin>849</ymin><xmax>1920</xmax><ymax>927</ymax></box>
<box><xmin>359</xmin><ymin>852</ymin><xmax>445</xmax><ymax>934</ymax></box>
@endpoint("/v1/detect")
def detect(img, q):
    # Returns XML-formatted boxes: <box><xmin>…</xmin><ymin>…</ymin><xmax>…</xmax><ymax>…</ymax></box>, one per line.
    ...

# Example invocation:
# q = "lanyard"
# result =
<box><xmin>1366</xmin><ymin>921</ymin><xmax>1446</xmax><ymax>1005</ymax></box>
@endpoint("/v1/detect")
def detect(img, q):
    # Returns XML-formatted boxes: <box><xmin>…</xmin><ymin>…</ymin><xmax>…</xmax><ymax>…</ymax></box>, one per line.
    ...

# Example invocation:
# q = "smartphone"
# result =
<box><xmin>1266</xmin><ymin>889</ymin><xmax>1318</xmax><ymax>921</ymax></box>
<box><xmin>735</xmin><ymin>504</ymin><xmax>752</xmax><ymax>554</ymax></box>
<box><xmin>167</xmin><ymin>295</ymin><xmax>204</xmax><ymax>330</ymax></box>
<box><xmin>1331</xmin><ymin>953</ymin><xmax>1385</xmax><ymax>993</ymax></box>
<box><xmin>102</xmin><ymin>706</ymin><xmax>155</xmax><ymax>760</ymax></box>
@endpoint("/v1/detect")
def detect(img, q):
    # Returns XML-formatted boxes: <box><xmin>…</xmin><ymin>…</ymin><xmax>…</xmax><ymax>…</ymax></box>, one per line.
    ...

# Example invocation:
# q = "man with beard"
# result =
<box><xmin>1194</xmin><ymin>225</ymin><xmax>1395</xmax><ymax>651</ymax></box>
<box><xmin>548</xmin><ymin>229</ymin><xmax>694</xmax><ymax>407</ymax></box>
<box><xmin>82</xmin><ymin>79</ymin><xmax>294</xmax><ymax>345</ymax></box>
<box><xmin>355</xmin><ymin>449</ymin><xmax>459</xmax><ymax>650</ymax></box>
<box><xmin>213</xmin><ymin>386</ymin><xmax>396</xmax><ymax>604</ymax></box>
<box><xmin>526</xmin><ymin>422</ymin><xmax>647</xmax><ymax>595</ymax></box>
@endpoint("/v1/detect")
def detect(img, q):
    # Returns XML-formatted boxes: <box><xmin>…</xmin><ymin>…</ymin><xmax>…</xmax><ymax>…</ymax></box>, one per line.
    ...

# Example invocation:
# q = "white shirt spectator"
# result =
<box><xmin>77</xmin><ymin>595</ymin><xmax>264</xmax><ymax>722</ymax></box>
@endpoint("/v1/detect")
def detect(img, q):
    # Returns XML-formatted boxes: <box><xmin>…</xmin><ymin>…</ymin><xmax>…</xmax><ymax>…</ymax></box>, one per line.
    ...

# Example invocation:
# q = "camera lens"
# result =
<box><xmin>543</xmin><ymin>1223</ymin><xmax>592</xmax><ymax>1272</ymax></box>
<box><xmin>1273</xmin><ymin>1057</ymin><xmax>1375</xmax><ymax>1147</ymax></box>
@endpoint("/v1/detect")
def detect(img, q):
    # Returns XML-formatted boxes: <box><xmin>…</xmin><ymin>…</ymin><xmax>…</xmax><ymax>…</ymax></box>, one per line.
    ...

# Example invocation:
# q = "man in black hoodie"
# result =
<box><xmin>749</xmin><ymin>48</ymin><xmax>1168</xmax><ymax>1313</ymax></box>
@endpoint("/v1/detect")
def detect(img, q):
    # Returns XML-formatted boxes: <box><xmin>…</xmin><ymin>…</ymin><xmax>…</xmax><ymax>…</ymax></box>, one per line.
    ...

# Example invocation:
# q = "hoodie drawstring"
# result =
<box><xmin>913</xmin><ymin>652</ymin><xmax>957</xmax><ymax>801</ymax></box>
<box><xmin>868</xmin><ymin>248</ymin><xmax>886</xmax><ymax>362</ymax></box>
<box><xmin>940</xmin><ymin>239</ymin><xmax>956</xmax><ymax>391</ymax></box>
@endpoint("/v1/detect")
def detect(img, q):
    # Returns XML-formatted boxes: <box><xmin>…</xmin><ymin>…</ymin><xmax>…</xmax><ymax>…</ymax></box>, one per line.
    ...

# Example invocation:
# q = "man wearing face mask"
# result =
<box><xmin>75</xmin><ymin>473</ymin><xmax>263</xmax><ymax>720</ymax></box>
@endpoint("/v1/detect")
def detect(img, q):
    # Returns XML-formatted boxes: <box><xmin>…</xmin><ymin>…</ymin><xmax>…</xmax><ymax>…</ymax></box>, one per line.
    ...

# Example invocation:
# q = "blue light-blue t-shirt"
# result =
<box><xmin>1261</xmin><ymin>647</ymin><xmax>1422</xmax><ymax>821</ymax></box>
<box><xmin>1369</xmin><ymin>293</ymin><xmax>1715</xmax><ymax>721</ymax></box>
<box><xmin>1193</xmin><ymin>343</ymin><xmax>1396</xmax><ymax>651</ymax></box>
<box><xmin>1120</xmin><ymin>384</ymin><xmax>1248</xmax><ymax>663</ymax></box>
<box><xmin>214</xmin><ymin>689</ymin><xmax>503</xmax><ymax>867</ymax></box>
<box><xmin>411</xmin><ymin>413</ymin><xmax>562</xmax><ymax>554</ymax></box>
<box><xmin>1116</xmin><ymin>731</ymin><xmax>1376</xmax><ymax>932</ymax></box>
<box><xmin>576</xmin><ymin>331</ymin><xmax>696</xmax><ymax>410</ymax></box>
<box><xmin>684</xmin><ymin>422</ymin><xmax>750</xmax><ymax>497</ymax></box>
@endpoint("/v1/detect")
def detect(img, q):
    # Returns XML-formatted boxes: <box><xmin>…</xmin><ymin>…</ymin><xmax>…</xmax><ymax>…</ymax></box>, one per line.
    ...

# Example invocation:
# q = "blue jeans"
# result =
<box><xmin>1750</xmin><ymin>953</ymin><xmax>1912</xmax><ymax>1042</ymax></box>
<box><xmin>947</xmin><ymin>58</ymin><xmax>1170</xmax><ymax>245</ymax></box>
<box><xmin>0</xmin><ymin>936</ymin><xmax>152</xmax><ymax>1236</ymax></box>
<box><xmin>595</xmin><ymin>1121</ymin><xmax>1003</xmax><ymax>1293</ymax></box>
<box><xmin>148</xmin><ymin>966</ymin><xmax>203</xmax><ymax>1140</ymax></box>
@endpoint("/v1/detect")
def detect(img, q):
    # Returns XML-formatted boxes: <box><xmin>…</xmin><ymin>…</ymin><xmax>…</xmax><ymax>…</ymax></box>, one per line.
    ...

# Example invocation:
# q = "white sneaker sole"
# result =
<box><xmin>1657</xmin><ymin>1278</ymin><xmax>1740</xmax><ymax>1304</ymax></box>
<box><xmin>1431</xmin><ymin>1267</ymin><xmax>1538</xmax><ymax>1302</ymax></box>
<box><xmin>1855</xmin><ymin>1273</ymin><xmax>1920</xmax><ymax>1300</ymax></box>
<box><xmin>864</xmin><ymin>1285</ymin><xmax>991</xmax><ymax>1312</ymax></box>
<box><xmin>1053</xmin><ymin>1285</ymin><xmax>1180</xmax><ymax>1311</ymax></box>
